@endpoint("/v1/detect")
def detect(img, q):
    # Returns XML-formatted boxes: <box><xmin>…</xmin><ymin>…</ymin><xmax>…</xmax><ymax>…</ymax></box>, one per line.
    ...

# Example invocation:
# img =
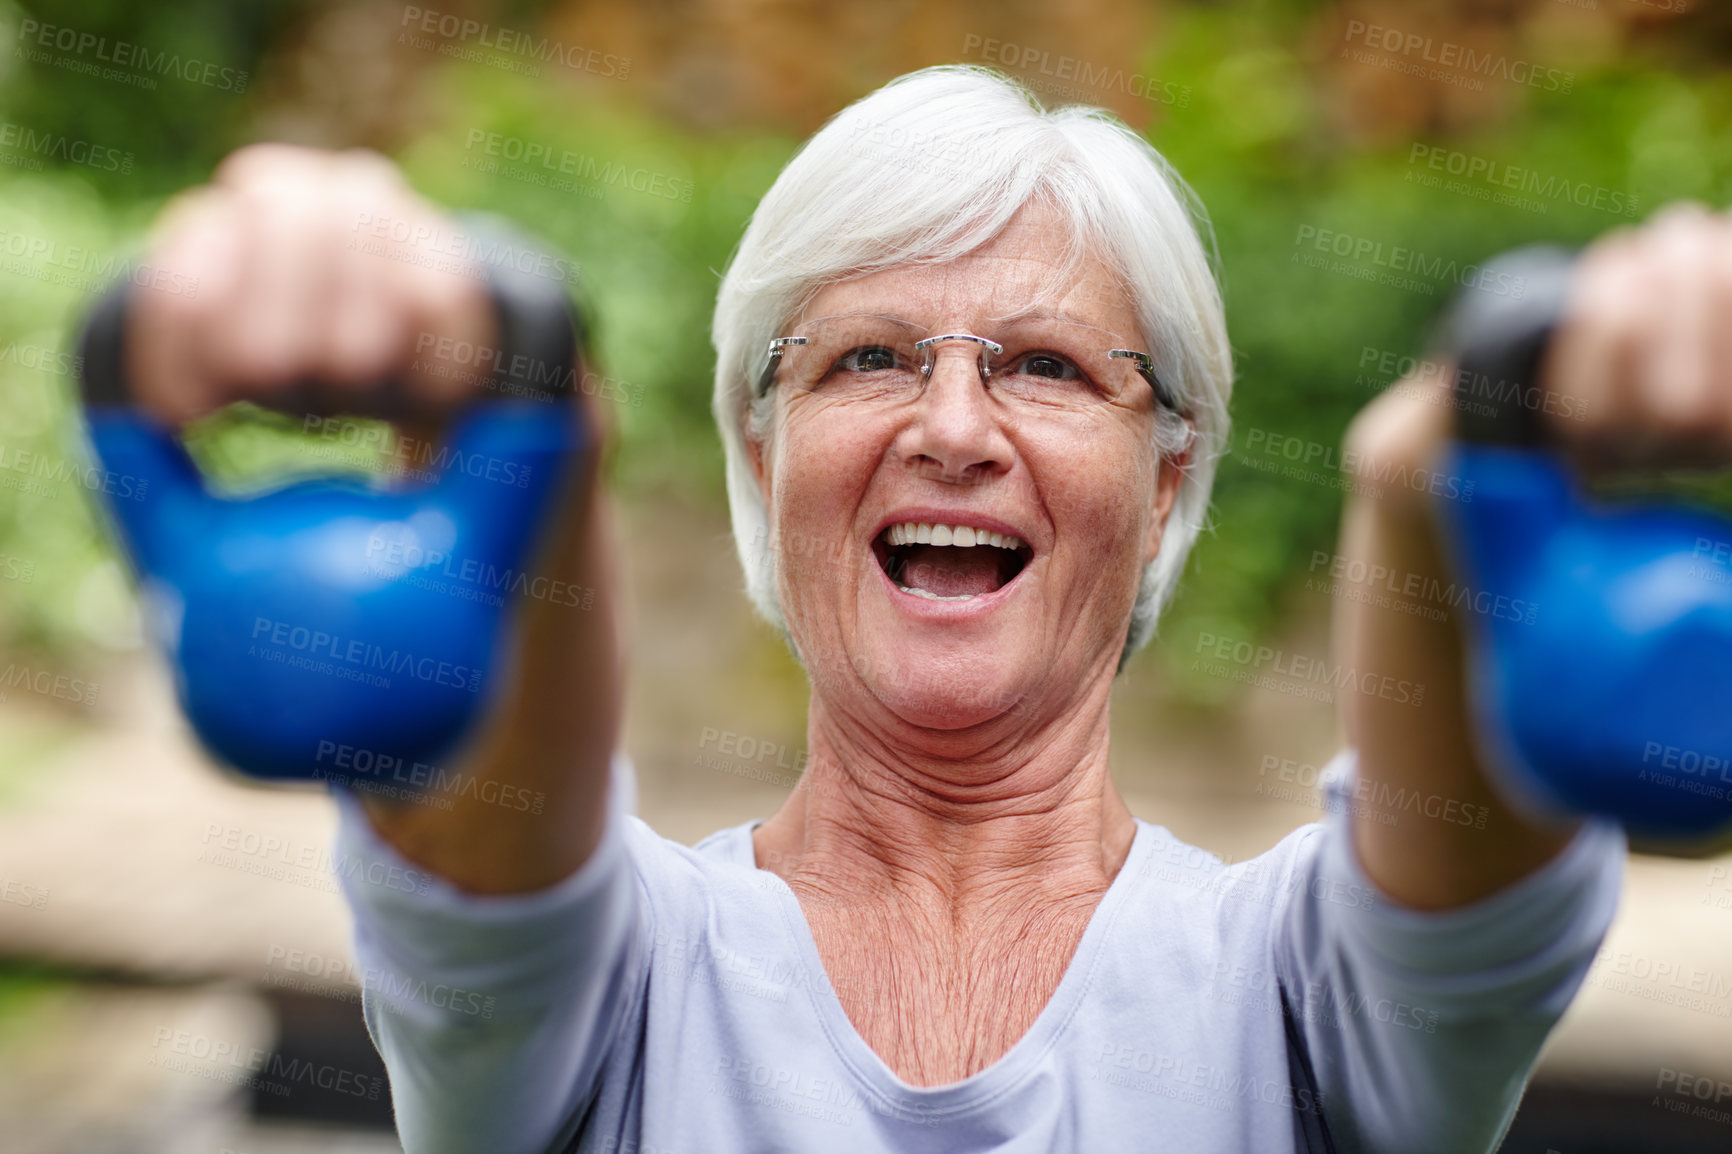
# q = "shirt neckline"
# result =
<box><xmin>739</xmin><ymin>817</ymin><xmax>1155</xmax><ymax>1120</ymax></box>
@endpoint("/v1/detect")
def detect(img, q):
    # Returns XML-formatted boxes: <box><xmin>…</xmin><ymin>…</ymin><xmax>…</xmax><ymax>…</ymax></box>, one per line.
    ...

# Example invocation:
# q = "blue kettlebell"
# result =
<box><xmin>76</xmin><ymin>248</ymin><xmax>587</xmax><ymax>784</ymax></box>
<box><xmin>1436</xmin><ymin>247</ymin><xmax>1732</xmax><ymax>844</ymax></box>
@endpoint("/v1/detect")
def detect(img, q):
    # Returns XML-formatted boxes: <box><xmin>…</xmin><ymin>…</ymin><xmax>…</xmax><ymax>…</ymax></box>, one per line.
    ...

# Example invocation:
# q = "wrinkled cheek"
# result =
<box><xmin>1055</xmin><ymin>491</ymin><xmax>1146</xmax><ymax>622</ymax></box>
<box><xmin>769</xmin><ymin>452</ymin><xmax>862</xmax><ymax>647</ymax></box>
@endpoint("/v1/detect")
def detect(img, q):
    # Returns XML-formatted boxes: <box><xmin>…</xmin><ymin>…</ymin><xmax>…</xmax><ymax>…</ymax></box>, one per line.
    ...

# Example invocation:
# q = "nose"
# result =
<box><xmin>902</xmin><ymin>340</ymin><xmax>1012</xmax><ymax>485</ymax></box>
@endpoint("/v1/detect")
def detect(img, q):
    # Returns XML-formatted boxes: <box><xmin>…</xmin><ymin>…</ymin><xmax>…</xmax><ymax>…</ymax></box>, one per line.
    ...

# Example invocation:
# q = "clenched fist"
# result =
<box><xmin>127</xmin><ymin>142</ymin><xmax>497</xmax><ymax>425</ymax></box>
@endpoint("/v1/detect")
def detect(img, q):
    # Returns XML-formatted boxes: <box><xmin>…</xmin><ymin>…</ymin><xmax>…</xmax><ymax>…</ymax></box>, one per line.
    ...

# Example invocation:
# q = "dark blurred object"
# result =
<box><xmin>250</xmin><ymin>989</ymin><xmax>395</xmax><ymax>1129</ymax></box>
<box><xmin>1501</xmin><ymin>1078</ymin><xmax>1732</xmax><ymax>1154</ymax></box>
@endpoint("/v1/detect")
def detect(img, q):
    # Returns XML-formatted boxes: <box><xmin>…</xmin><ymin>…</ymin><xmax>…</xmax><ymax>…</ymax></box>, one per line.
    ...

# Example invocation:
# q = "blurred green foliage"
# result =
<box><xmin>0</xmin><ymin>0</ymin><xmax>1728</xmax><ymax>706</ymax></box>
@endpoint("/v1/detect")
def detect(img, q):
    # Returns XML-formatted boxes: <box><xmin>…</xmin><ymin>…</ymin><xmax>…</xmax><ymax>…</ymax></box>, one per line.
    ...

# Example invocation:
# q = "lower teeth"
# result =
<box><xmin>898</xmin><ymin>585</ymin><xmax>980</xmax><ymax>601</ymax></box>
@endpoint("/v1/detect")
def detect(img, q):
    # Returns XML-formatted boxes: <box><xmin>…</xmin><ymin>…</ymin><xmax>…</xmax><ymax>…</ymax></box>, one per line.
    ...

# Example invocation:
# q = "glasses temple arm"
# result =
<box><xmin>1110</xmin><ymin>349</ymin><xmax>1183</xmax><ymax>413</ymax></box>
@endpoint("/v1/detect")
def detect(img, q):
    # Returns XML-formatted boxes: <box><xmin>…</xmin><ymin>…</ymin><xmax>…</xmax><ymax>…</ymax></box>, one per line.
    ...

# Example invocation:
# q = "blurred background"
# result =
<box><xmin>0</xmin><ymin>0</ymin><xmax>1728</xmax><ymax>1150</ymax></box>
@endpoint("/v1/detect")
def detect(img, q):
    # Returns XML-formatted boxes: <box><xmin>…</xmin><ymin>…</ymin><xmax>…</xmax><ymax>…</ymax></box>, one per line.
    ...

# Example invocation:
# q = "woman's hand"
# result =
<box><xmin>1333</xmin><ymin>204</ymin><xmax>1732</xmax><ymax>909</ymax></box>
<box><xmin>129</xmin><ymin>143</ymin><xmax>497</xmax><ymax>424</ymax></box>
<box><xmin>1549</xmin><ymin>203</ymin><xmax>1732</xmax><ymax>469</ymax></box>
<box><xmin>129</xmin><ymin>144</ymin><xmax>623</xmax><ymax>894</ymax></box>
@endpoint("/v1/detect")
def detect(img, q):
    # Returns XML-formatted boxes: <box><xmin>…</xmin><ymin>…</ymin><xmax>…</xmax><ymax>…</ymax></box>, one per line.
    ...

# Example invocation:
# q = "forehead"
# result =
<box><xmin>802</xmin><ymin>201</ymin><xmax>1138</xmax><ymax>334</ymax></box>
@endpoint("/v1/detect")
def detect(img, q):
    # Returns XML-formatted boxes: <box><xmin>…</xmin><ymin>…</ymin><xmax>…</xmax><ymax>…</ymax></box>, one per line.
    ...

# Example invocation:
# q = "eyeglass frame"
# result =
<box><xmin>752</xmin><ymin>327</ymin><xmax>1183</xmax><ymax>414</ymax></box>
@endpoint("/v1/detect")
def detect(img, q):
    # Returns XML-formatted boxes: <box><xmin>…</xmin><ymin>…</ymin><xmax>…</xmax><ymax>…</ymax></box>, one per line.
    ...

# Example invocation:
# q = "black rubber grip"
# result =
<box><xmin>1435</xmin><ymin>245</ymin><xmax>1577</xmax><ymax>447</ymax></box>
<box><xmin>77</xmin><ymin>212</ymin><xmax>587</xmax><ymax>417</ymax></box>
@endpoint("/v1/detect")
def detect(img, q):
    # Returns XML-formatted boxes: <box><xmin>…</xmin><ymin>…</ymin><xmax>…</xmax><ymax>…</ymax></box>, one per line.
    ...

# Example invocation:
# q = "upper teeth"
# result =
<box><xmin>884</xmin><ymin>522</ymin><xmax>1025</xmax><ymax>550</ymax></box>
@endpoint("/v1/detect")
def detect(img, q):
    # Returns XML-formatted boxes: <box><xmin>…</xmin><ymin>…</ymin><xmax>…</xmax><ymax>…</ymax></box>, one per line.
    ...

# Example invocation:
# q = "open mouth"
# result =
<box><xmin>872</xmin><ymin>521</ymin><xmax>1032</xmax><ymax>601</ymax></box>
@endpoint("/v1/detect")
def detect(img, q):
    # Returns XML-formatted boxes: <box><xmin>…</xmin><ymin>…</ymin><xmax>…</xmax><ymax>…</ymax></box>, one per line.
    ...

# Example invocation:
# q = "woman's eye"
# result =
<box><xmin>1013</xmin><ymin>354</ymin><xmax>1081</xmax><ymax>381</ymax></box>
<box><xmin>838</xmin><ymin>346</ymin><xmax>899</xmax><ymax>372</ymax></box>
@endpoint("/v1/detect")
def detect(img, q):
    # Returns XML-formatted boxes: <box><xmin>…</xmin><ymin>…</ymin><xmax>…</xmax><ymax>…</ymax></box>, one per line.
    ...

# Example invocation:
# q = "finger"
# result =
<box><xmin>211</xmin><ymin>141</ymin><xmax>325</xmax><ymax>190</ymax></box>
<box><xmin>223</xmin><ymin>158</ymin><xmax>342</xmax><ymax>408</ymax></box>
<box><xmin>128</xmin><ymin>187</ymin><xmax>246</xmax><ymax>425</ymax></box>
<box><xmin>1549</xmin><ymin>229</ymin><xmax>1646</xmax><ymax>466</ymax></box>
<box><xmin>1635</xmin><ymin>206</ymin><xmax>1719</xmax><ymax>445</ymax></box>
<box><xmin>1707</xmin><ymin>212</ymin><xmax>1732</xmax><ymax>448</ymax></box>
<box><xmin>323</xmin><ymin>155</ymin><xmax>408</xmax><ymax>390</ymax></box>
<box><xmin>400</xmin><ymin>212</ymin><xmax>495</xmax><ymax>410</ymax></box>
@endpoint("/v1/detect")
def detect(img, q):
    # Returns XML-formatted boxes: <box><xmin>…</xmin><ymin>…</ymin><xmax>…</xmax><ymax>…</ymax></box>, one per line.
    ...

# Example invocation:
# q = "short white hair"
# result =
<box><xmin>709</xmin><ymin>65</ymin><xmax>1233</xmax><ymax>670</ymax></box>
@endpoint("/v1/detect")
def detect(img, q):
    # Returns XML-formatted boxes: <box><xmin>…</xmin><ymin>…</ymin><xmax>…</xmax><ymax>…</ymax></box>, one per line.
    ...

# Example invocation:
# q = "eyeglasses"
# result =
<box><xmin>753</xmin><ymin>313</ymin><xmax>1182</xmax><ymax>414</ymax></box>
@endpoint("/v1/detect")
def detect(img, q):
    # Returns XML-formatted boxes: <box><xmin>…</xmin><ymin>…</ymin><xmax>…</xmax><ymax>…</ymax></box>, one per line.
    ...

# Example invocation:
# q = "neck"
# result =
<box><xmin>753</xmin><ymin>682</ymin><xmax>1137</xmax><ymax>915</ymax></box>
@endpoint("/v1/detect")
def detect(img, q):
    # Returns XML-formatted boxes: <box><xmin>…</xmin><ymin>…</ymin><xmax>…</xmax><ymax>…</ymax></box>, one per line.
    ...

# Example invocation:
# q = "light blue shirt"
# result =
<box><xmin>333</xmin><ymin>750</ymin><xmax>1623</xmax><ymax>1154</ymax></box>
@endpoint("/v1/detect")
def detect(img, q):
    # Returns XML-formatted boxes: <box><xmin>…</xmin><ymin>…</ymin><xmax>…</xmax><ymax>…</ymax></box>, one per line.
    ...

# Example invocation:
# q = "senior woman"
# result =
<box><xmin>124</xmin><ymin>65</ymin><xmax>1732</xmax><ymax>1154</ymax></box>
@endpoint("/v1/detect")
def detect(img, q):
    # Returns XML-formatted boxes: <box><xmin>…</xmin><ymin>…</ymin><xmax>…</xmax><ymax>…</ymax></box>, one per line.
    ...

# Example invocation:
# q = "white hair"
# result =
<box><xmin>709</xmin><ymin>65</ymin><xmax>1233</xmax><ymax>670</ymax></box>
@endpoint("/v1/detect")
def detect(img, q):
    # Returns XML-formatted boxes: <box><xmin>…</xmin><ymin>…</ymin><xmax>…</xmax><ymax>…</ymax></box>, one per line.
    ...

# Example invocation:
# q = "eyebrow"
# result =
<box><xmin>994</xmin><ymin>306</ymin><xmax>1103</xmax><ymax>326</ymax></box>
<box><xmin>800</xmin><ymin>308</ymin><xmax>1110</xmax><ymax>332</ymax></box>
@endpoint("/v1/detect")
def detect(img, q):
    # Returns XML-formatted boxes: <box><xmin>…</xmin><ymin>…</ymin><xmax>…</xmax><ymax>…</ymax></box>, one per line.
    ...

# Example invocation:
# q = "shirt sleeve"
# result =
<box><xmin>1274</xmin><ymin>748</ymin><xmax>1625</xmax><ymax>1154</ymax></box>
<box><xmin>331</xmin><ymin>752</ymin><xmax>648</xmax><ymax>1154</ymax></box>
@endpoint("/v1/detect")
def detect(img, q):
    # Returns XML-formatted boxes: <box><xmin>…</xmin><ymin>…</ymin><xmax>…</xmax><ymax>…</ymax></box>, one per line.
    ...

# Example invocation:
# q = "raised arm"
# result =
<box><xmin>1334</xmin><ymin>203</ymin><xmax>1732</xmax><ymax>910</ymax></box>
<box><xmin>128</xmin><ymin>143</ymin><xmax>623</xmax><ymax>894</ymax></box>
<box><xmin>122</xmin><ymin>143</ymin><xmax>644</xmax><ymax>1154</ymax></box>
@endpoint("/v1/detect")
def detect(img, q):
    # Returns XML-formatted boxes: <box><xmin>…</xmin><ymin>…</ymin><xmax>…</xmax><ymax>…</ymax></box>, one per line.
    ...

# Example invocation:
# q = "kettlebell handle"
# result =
<box><xmin>78</xmin><ymin>212</ymin><xmax>589</xmax><ymax>418</ymax></box>
<box><xmin>1435</xmin><ymin>245</ymin><xmax>1577</xmax><ymax>448</ymax></box>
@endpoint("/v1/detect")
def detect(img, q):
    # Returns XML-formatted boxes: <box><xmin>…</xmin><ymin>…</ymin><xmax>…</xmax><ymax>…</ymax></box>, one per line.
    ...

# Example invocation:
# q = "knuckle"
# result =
<box><xmin>1348</xmin><ymin>379</ymin><xmax>1439</xmax><ymax>465</ymax></box>
<box><xmin>146</xmin><ymin>278</ymin><xmax>219</xmax><ymax>339</ymax></box>
<box><xmin>215</xmin><ymin>141</ymin><xmax>320</xmax><ymax>187</ymax></box>
<box><xmin>337</xmin><ymin>147</ymin><xmax>405</xmax><ymax>189</ymax></box>
<box><xmin>329</xmin><ymin>327</ymin><xmax>398</xmax><ymax>384</ymax></box>
<box><xmin>1651</xmin><ymin>199</ymin><xmax>1714</xmax><ymax>228</ymax></box>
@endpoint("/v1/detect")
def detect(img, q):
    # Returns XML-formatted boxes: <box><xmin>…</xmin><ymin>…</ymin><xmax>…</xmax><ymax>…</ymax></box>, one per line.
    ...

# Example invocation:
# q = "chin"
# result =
<box><xmin>858</xmin><ymin>639</ymin><xmax>1034</xmax><ymax>733</ymax></box>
